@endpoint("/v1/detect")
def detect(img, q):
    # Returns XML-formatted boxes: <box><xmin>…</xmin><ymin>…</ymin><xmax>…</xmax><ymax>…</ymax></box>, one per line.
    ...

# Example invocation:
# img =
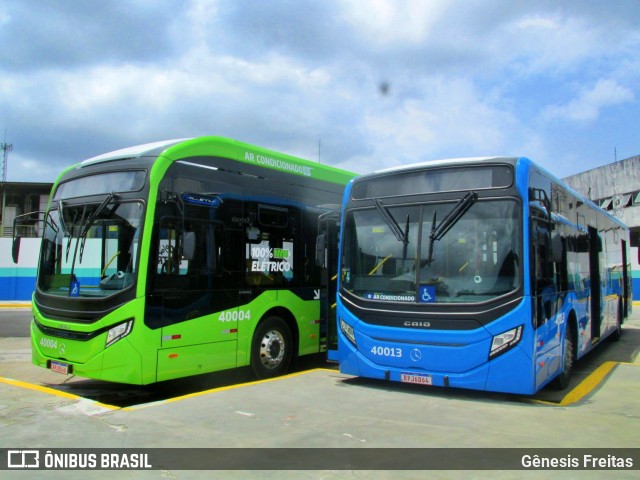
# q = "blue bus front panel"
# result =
<box><xmin>337</xmin><ymin>297</ymin><xmax>538</xmax><ymax>395</ymax></box>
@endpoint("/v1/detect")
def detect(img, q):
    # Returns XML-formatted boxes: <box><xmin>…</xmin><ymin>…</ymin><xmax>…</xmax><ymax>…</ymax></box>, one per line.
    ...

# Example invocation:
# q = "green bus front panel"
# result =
<box><xmin>31</xmin><ymin>298</ymin><xmax>158</xmax><ymax>385</ymax></box>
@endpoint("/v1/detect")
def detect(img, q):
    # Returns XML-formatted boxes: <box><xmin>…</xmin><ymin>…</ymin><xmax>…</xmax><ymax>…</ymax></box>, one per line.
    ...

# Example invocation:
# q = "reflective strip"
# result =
<box><xmin>162</xmin><ymin>334</ymin><xmax>182</xmax><ymax>341</ymax></box>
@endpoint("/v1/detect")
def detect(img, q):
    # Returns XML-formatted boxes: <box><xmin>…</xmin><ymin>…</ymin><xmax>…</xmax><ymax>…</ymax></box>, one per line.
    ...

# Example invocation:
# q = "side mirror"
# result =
<box><xmin>11</xmin><ymin>210</ymin><xmax>47</xmax><ymax>263</ymax></box>
<box><xmin>315</xmin><ymin>234</ymin><xmax>326</xmax><ymax>268</ymax></box>
<box><xmin>12</xmin><ymin>236</ymin><xmax>21</xmax><ymax>264</ymax></box>
<box><xmin>529</xmin><ymin>187</ymin><xmax>552</xmax><ymax>219</ymax></box>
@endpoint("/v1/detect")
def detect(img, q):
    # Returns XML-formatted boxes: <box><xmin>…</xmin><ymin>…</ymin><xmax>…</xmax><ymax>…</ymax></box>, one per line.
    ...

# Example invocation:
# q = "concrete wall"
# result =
<box><xmin>563</xmin><ymin>155</ymin><xmax>640</xmax><ymax>229</ymax></box>
<box><xmin>0</xmin><ymin>182</ymin><xmax>52</xmax><ymax>300</ymax></box>
<box><xmin>563</xmin><ymin>155</ymin><xmax>640</xmax><ymax>200</ymax></box>
<box><xmin>0</xmin><ymin>237</ymin><xmax>40</xmax><ymax>300</ymax></box>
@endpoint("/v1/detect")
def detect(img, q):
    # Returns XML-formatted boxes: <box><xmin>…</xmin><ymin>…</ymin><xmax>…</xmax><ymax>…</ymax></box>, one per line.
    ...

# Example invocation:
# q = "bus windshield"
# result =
<box><xmin>38</xmin><ymin>199</ymin><xmax>144</xmax><ymax>298</ymax></box>
<box><xmin>342</xmin><ymin>199</ymin><xmax>521</xmax><ymax>303</ymax></box>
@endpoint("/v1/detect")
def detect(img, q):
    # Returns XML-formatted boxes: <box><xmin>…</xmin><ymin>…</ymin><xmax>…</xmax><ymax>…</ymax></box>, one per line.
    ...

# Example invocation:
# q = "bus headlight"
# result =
<box><xmin>106</xmin><ymin>319</ymin><xmax>133</xmax><ymax>347</ymax></box>
<box><xmin>489</xmin><ymin>325</ymin><xmax>522</xmax><ymax>359</ymax></box>
<box><xmin>340</xmin><ymin>319</ymin><xmax>357</xmax><ymax>346</ymax></box>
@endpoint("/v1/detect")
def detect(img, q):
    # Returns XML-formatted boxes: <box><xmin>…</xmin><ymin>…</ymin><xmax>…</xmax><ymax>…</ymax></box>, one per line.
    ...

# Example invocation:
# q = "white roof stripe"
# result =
<box><xmin>80</xmin><ymin>139</ymin><xmax>191</xmax><ymax>165</ymax></box>
<box><xmin>374</xmin><ymin>157</ymin><xmax>503</xmax><ymax>174</ymax></box>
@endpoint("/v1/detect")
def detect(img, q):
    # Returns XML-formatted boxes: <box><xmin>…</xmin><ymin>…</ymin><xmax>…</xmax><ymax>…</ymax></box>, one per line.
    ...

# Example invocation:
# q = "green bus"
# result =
<box><xmin>17</xmin><ymin>137</ymin><xmax>355</xmax><ymax>384</ymax></box>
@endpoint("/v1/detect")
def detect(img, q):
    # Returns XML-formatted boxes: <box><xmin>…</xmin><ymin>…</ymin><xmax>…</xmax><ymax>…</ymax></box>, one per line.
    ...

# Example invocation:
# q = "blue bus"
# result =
<box><xmin>335</xmin><ymin>157</ymin><xmax>631</xmax><ymax>394</ymax></box>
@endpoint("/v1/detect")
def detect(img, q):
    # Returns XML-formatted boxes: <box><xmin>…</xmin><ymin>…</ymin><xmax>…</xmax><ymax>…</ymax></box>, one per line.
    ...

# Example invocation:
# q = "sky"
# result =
<box><xmin>1</xmin><ymin>0</ymin><xmax>639</xmax><ymax>183</ymax></box>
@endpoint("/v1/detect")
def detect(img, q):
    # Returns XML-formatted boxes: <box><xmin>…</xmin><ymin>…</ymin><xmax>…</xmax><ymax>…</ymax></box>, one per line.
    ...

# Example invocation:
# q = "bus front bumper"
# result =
<box><xmin>31</xmin><ymin>319</ymin><xmax>145</xmax><ymax>385</ymax></box>
<box><xmin>337</xmin><ymin>334</ymin><xmax>535</xmax><ymax>395</ymax></box>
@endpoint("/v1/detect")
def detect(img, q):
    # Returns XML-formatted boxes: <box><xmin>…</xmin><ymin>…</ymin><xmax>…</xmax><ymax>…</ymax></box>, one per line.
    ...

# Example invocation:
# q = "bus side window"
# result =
<box><xmin>245</xmin><ymin>205</ymin><xmax>298</xmax><ymax>287</ymax></box>
<box><xmin>532</xmin><ymin>218</ymin><xmax>557</xmax><ymax>326</ymax></box>
<box><xmin>154</xmin><ymin>218</ymin><xmax>221</xmax><ymax>290</ymax></box>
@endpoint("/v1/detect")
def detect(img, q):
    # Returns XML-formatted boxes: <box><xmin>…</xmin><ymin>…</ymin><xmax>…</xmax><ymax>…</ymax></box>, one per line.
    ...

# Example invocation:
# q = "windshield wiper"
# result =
<box><xmin>374</xmin><ymin>198</ymin><xmax>408</xmax><ymax>245</ymax></box>
<box><xmin>58</xmin><ymin>200</ymin><xmax>68</xmax><ymax>236</ymax></box>
<box><xmin>59</xmin><ymin>200</ymin><xmax>76</xmax><ymax>262</ymax></box>
<box><xmin>78</xmin><ymin>193</ymin><xmax>119</xmax><ymax>263</ymax></box>
<box><xmin>425</xmin><ymin>191</ymin><xmax>478</xmax><ymax>266</ymax></box>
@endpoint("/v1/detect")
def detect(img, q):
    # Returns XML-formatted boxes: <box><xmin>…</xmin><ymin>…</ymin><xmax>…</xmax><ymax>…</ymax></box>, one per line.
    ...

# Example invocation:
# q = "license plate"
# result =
<box><xmin>401</xmin><ymin>373</ymin><xmax>432</xmax><ymax>385</ymax></box>
<box><xmin>50</xmin><ymin>360</ymin><xmax>70</xmax><ymax>375</ymax></box>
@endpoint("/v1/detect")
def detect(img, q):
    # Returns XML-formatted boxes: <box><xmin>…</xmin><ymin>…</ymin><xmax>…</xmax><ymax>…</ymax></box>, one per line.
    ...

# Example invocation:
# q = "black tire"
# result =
<box><xmin>250</xmin><ymin>316</ymin><xmax>293</xmax><ymax>379</ymax></box>
<box><xmin>552</xmin><ymin>323</ymin><xmax>574</xmax><ymax>390</ymax></box>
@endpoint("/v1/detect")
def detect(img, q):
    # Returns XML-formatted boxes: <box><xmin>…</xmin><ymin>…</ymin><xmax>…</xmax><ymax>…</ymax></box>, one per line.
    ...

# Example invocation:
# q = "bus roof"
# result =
<box><xmin>363</xmin><ymin>155</ymin><xmax>627</xmax><ymax>228</ymax></box>
<box><xmin>77</xmin><ymin>136</ymin><xmax>356</xmax><ymax>186</ymax></box>
<box><xmin>81</xmin><ymin>139</ymin><xmax>190</xmax><ymax>165</ymax></box>
<box><xmin>374</xmin><ymin>156</ymin><xmax>515</xmax><ymax>174</ymax></box>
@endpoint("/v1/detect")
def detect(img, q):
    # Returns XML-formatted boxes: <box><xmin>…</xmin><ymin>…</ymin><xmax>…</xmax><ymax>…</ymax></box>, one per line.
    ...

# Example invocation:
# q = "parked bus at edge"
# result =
<box><xmin>335</xmin><ymin>157</ymin><xmax>631</xmax><ymax>395</ymax></box>
<box><xmin>13</xmin><ymin>137</ymin><xmax>355</xmax><ymax>384</ymax></box>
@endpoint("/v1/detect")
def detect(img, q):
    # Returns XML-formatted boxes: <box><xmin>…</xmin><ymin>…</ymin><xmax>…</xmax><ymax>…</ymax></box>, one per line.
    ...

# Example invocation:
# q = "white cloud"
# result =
<box><xmin>515</xmin><ymin>15</ymin><xmax>558</xmax><ymax>30</ymax></box>
<box><xmin>497</xmin><ymin>14</ymin><xmax>608</xmax><ymax>76</ymax></box>
<box><xmin>336</xmin><ymin>76</ymin><xmax>540</xmax><ymax>174</ymax></box>
<box><xmin>543</xmin><ymin>79</ymin><xmax>635</xmax><ymax>122</ymax></box>
<box><xmin>338</xmin><ymin>0</ymin><xmax>447</xmax><ymax>46</ymax></box>
<box><xmin>1</xmin><ymin>0</ymin><xmax>639</xmax><ymax>182</ymax></box>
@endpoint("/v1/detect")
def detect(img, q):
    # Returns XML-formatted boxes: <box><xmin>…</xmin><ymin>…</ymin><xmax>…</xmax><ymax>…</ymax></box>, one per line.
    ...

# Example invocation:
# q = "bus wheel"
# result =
<box><xmin>251</xmin><ymin>316</ymin><xmax>293</xmax><ymax>379</ymax></box>
<box><xmin>553</xmin><ymin>323</ymin><xmax>574</xmax><ymax>390</ymax></box>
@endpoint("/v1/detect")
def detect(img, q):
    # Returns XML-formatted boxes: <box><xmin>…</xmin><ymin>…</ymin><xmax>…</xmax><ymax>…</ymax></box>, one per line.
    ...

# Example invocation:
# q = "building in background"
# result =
<box><xmin>0</xmin><ymin>181</ymin><xmax>53</xmax><ymax>300</ymax></box>
<box><xmin>563</xmin><ymin>155</ymin><xmax>640</xmax><ymax>300</ymax></box>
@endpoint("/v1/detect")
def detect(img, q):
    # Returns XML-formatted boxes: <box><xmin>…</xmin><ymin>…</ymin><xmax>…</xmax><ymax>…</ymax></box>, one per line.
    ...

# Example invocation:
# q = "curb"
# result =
<box><xmin>0</xmin><ymin>303</ymin><xmax>31</xmax><ymax>308</ymax></box>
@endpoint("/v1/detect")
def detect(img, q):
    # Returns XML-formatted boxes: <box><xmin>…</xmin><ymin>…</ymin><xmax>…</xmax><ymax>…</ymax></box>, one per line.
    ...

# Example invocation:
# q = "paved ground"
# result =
<box><xmin>0</xmin><ymin>304</ymin><xmax>639</xmax><ymax>479</ymax></box>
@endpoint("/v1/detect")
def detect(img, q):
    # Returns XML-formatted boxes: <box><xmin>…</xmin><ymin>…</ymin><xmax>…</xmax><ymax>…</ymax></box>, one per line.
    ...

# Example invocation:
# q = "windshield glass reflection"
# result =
<box><xmin>38</xmin><ymin>201</ymin><xmax>144</xmax><ymax>298</ymax></box>
<box><xmin>342</xmin><ymin>200</ymin><xmax>521</xmax><ymax>304</ymax></box>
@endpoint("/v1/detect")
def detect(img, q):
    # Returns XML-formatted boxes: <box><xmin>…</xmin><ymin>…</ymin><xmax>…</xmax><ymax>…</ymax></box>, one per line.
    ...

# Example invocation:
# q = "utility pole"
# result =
<box><xmin>0</xmin><ymin>131</ymin><xmax>10</xmax><ymax>238</ymax></box>
<box><xmin>0</xmin><ymin>131</ymin><xmax>12</xmax><ymax>182</ymax></box>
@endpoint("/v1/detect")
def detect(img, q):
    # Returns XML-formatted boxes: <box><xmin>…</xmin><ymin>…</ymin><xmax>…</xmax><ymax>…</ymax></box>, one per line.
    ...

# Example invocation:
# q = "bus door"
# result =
<box><xmin>622</xmin><ymin>239</ymin><xmax>630</xmax><ymax>316</ymax></box>
<box><xmin>148</xmin><ymin>216</ymin><xmax>238</xmax><ymax>381</ymax></box>
<box><xmin>531</xmin><ymin>214</ymin><xmax>565</xmax><ymax>389</ymax></box>
<box><xmin>588</xmin><ymin>227</ymin><xmax>602</xmax><ymax>340</ymax></box>
<box><xmin>316</xmin><ymin>209</ymin><xmax>341</xmax><ymax>359</ymax></box>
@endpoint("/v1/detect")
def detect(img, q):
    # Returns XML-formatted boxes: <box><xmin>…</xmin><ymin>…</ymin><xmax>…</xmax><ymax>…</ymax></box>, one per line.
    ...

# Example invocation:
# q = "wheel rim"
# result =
<box><xmin>258</xmin><ymin>329</ymin><xmax>286</xmax><ymax>369</ymax></box>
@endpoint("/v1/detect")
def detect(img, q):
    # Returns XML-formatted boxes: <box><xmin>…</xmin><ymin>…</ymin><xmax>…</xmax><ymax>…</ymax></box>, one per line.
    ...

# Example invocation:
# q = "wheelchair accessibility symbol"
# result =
<box><xmin>419</xmin><ymin>286</ymin><xmax>436</xmax><ymax>303</ymax></box>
